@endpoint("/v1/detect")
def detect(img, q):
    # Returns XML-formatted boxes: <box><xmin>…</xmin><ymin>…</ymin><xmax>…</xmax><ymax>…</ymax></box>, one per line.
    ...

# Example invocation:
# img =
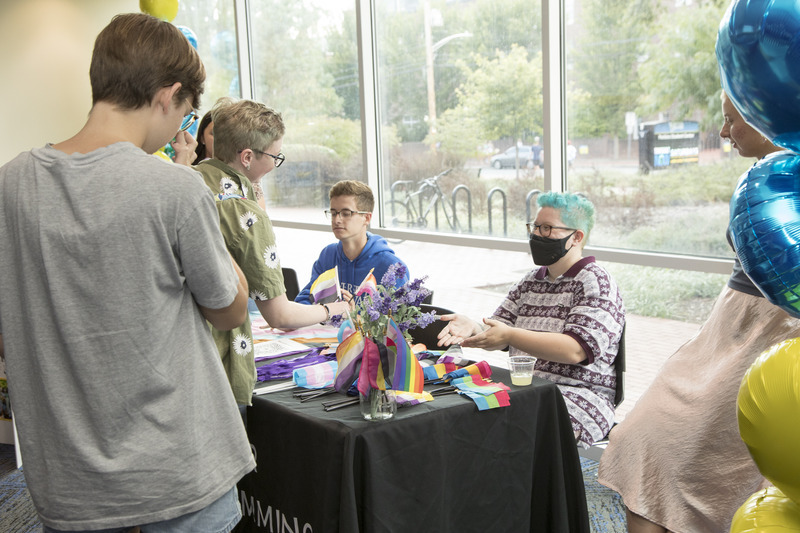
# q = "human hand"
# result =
<box><xmin>461</xmin><ymin>318</ymin><xmax>510</xmax><ymax>351</ymax></box>
<box><xmin>171</xmin><ymin>130</ymin><xmax>198</xmax><ymax>166</ymax></box>
<box><xmin>437</xmin><ymin>313</ymin><xmax>479</xmax><ymax>346</ymax></box>
<box><xmin>340</xmin><ymin>289</ymin><xmax>354</xmax><ymax>304</ymax></box>
<box><xmin>328</xmin><ymin>300</ymin><xmax>352</xmax><ymax>319</ymax></box>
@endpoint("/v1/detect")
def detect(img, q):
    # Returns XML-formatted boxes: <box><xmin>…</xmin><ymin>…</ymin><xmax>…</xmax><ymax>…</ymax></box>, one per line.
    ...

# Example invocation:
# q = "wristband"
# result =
<box><xmin>321</xmin><ymin>303</ymin><xmax>331</xmax><ymax>324</ymax></box>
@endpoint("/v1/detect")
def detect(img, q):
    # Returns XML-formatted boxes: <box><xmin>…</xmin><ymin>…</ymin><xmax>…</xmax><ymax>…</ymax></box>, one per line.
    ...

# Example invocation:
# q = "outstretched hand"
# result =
<box><xmin>437</xmin><ymin>313</ymin><xmax>480</xmax><ymax>347</ymax></box>
<box><xmin>460</xmin><ymin>318</ymin><xmax>511</xmax><ymax>351</ymax></box>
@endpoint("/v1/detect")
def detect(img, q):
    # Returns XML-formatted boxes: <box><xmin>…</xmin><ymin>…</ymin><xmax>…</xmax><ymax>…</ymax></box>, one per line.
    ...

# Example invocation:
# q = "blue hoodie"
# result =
<box><xmin>295</xmin><ymin>232</ymin><xmax>409</xmax><ymax>304</ymax></box>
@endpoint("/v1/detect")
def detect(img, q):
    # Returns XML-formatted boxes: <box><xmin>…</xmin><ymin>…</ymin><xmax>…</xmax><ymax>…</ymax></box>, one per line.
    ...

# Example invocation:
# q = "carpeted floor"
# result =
<box><xmin>0</xmin><ymin>443</ymin><xmax>626</xmax><ymax>532</ymax></box>
<box><xmin>580</xmin><ymin>455</ymin><xmax>628</xmax><ymax>532</ymax></box>
<box><xmin>0</xmin><ymin>444</ymin><xmax>39</xmax><ymax>532</ymax></box>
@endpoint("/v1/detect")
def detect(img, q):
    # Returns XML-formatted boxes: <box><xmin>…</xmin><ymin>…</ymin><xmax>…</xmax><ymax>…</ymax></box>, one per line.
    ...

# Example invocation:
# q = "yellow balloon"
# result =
<box><xmin>731</xmin><ymin>487</ymin><xmax>800</xmax><ymax>532</ymax></box>
<box><xmin>139</xmin><ymin>0</ymin><xmax>179</xmax><ymax>22</ymax></box>
<box><xmin>153</xmin><ymin>146</ymin><xmax>172</xmax><ymax>162</ymax></box>
<box><xmin>738</xmin><ymin>337</ymin><xmax>800</xmax><ymax>504</ymax></box>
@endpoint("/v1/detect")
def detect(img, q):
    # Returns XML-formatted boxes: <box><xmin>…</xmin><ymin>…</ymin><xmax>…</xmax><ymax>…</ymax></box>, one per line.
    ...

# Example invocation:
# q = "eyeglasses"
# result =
<box><xmin>178</xmin><ymin>98</ymin><xmax>199</xmax><ymax>133</ymax></box>
<box><xmin>179</xmin><ymin>110</ymin><xmax>198</xmax><ymax>133</ymax></box>
<box><xmin>526</xmin><ymin>222</ymin><xmax>576</xmax><ymax>238</ymax></box>
<box><xmin>324</xmin><ymin>208</ymin><xmax>370</xmax><ymax>220</ymax></box>
<box><xmin>237</xmin><ymin>149</ymin><xmax>285</xmax><ymax>168</ymax></box>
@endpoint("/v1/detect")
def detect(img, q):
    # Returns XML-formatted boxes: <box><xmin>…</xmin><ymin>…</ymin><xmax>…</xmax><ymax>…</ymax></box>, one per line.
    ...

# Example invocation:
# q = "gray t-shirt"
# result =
<box><xmin>0</xmin><ymin>143</ymin><xmax>255</xmax><ymax>530</ymax></box>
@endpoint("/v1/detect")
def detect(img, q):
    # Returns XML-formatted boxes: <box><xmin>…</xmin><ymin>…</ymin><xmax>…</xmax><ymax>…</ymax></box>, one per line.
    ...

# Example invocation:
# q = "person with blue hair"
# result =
<box><xmin>440</xmin><ymin>191</ymin><xmax>626</xmax><ymax>448</ymax></box>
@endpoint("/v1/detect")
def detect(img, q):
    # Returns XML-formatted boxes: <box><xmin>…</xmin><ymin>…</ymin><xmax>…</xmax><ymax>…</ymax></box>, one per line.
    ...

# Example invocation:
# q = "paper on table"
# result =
<box><xmin>253</xmin><ymin>338</ymin><xmax>314</xmax><ymax>361</ymax></box>
<box><xmin>253</xmin><ymin>380</ymin><xmax>297</xmax><ymax>395</ymax></box>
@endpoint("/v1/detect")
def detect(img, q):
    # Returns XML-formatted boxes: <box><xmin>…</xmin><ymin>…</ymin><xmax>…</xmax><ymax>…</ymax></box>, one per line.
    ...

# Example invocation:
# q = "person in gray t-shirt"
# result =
<box><xmin>0</xmin><ymin>13</ymin><xmax>254</xmax><ymax>532</ymax></box>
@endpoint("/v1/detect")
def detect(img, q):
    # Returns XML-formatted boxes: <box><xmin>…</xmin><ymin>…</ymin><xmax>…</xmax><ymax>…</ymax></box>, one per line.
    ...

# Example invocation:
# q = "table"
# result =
<box><xmin>235</xmin><ymin>366</ymin><xmax>589</xmax><ymax>533</ymax></box>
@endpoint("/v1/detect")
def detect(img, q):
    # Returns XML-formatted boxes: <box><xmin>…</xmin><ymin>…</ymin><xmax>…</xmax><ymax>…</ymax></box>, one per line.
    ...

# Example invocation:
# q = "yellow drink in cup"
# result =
<box><xmin>508</xmin><ymin>355</ymin><xmax>535</xmax><ymax>387</ymax></box>
<box><xmin>511</xmin><ymin>373</ymin><xmax>533</xmax><ymax>386</ymax></box>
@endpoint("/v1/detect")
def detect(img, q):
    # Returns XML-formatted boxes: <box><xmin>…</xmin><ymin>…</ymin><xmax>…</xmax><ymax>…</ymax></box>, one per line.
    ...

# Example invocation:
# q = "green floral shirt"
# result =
<box><xmin>195</xmin><ymin>159</ymin><xmax>285</xmax><ymax>404</ymax></box>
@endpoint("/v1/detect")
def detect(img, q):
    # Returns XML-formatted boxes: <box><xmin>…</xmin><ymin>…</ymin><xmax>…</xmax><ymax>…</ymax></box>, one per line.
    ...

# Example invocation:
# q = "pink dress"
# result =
<box><xmin>598</xmin><ymin>286</ymin><xmax>800</xmax><ymax>532</ymax></box>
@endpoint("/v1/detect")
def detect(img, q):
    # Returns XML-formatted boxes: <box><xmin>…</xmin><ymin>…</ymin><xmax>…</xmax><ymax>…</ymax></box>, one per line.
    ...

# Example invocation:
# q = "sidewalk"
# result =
<box><xmin>273</xmin><ymin>225</ymin><xmax>701</xmax><ymax>422</ymax></box>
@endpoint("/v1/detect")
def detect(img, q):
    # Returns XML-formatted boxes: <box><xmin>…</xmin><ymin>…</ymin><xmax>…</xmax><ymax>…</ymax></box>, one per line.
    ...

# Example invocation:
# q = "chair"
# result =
<box><xmin>614</xmin><ymin>324</ymin><xmax>626</xmax><ymax>407</ymax></box>
<box><xmin>282</xmin><ymin>267</ymin><xmax>300</xmax><ymax>302</ymax></box>
<box><xmin>409</xmin><ymin>304</ymin><xmax>455</xmax><ymax>350</ymax></box>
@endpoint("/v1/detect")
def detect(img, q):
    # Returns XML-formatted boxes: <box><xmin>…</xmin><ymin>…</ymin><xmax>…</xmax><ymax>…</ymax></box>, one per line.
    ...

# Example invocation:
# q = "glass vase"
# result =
<box><xmin>359</xmin><ymin>388</ymin><xmax>396</xmax><ymax>421</ymax></box>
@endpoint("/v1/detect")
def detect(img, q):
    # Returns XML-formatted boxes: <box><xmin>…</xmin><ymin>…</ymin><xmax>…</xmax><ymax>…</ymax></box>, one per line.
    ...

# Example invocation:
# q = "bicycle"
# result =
<box><xmin>386</xmin><ymin>168</ymin><xmax>461</xmax><ymax>232</ymax></box>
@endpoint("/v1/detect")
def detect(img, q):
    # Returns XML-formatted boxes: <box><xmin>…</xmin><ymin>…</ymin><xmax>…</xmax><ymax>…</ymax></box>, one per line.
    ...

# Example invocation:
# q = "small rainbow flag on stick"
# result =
<box><xmin>386</xmin><ymin>316</ymin><xmax>424</xmax><ymax>394</ymax></box>
<box><xmin>310</xmin><ymin>266</ymin><xmax>341</xmax><ymax>304</ymax></box>
<box><xmin>355</xmin><ymin>268</ymin><xmax>378</xmax><ymax>299</ymax></box>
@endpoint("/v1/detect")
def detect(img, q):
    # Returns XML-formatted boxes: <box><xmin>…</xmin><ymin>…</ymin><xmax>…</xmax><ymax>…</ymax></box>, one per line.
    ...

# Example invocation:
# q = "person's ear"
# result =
<box><xmin>573</xmin><ymin>229</ymin><xmax>585</xmax><ymax>246</ymax></box>
<box><xmin>239</xmin><ymin>148</ymin><xmax>253</xmax><ymax>171</ymax></box>
<box><xmin>363</xmin><ymin>212</ymin><xmax>372</xmax><ymax>226</ymax></box>
<box><xmin>156</xmin><ymin>82</ymin><xmax>183</xmax><ymax>114</ymax></box>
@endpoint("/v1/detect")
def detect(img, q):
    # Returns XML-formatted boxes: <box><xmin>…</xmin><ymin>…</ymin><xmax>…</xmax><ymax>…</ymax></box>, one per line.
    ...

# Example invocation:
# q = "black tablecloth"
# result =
<box><xmin>236</xmin><ymin>367</ymin><xmax>589</xmax><ymax>533</ymax></box>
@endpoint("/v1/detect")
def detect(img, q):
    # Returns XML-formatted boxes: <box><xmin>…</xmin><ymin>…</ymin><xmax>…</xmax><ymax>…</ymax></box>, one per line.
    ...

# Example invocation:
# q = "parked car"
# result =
<box><xmin>490</xmin><ymin>145</ymin><xmax>534</xmax><ymax>169</ymax></box>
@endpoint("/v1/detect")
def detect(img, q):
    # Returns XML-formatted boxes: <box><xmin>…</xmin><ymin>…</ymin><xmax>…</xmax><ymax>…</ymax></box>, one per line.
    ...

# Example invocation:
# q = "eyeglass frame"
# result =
<box><xmin>178</xmin><ymin>103</ymin><xmax>199</xmax><ymax>133</ymax></box>
<box><xmin>526</xmin><ymin>222</ymin><xmax>577</xmax><ymax>238</ymax></box>
<box><xmin>237</xmin><ymin>148</ymin><xmax>285</xmax><ymax>168</ymax></box>
<box><xmin>324</xmin><ymin>208</ymin><xmax>370</xmax><ymax>220</ymax></box>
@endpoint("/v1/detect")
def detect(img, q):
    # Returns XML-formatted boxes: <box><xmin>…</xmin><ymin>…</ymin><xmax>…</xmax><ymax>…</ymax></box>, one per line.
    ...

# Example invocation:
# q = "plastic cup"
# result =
<box><xmin>509</xmin><ymin>355</ymin><xmax>535</xmax><ymax>386</ymax></box>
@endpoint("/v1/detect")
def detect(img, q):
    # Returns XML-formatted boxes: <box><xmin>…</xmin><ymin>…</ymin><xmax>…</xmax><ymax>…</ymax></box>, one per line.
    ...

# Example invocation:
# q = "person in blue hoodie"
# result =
<box><xmin>296</xmin><ymin>180</ymin><xmax>409</xmax><ymax>303</ymax></box>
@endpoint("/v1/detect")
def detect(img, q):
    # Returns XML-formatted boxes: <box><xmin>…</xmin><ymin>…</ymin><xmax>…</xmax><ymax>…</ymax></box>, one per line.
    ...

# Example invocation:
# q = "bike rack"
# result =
<box><xmin>451</xmin><ymin>185</ymin><xmax>472</xmax><ymax>232</ymax></box>
<box><xmin>525</xmin><ymin>189</ymin><xmax>542</xmax><ymax>222</ymax></box>
<box><xmin>487</xmin><ymin>187</ymin><xmax>508</xmax><ymax>236</ymax></box>
<box><xmin>388</xmin><ymin>180</ymin><xmax>414</xmax><ymax>219</ymax></box>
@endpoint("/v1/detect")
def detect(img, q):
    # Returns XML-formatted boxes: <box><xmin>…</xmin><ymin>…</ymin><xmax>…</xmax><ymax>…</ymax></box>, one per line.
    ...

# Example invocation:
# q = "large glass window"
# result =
<box><xmin>565</xmin><ymin>0</ymin><xmax>743</xmax><ymax>261</ymax></box>
<box><xmin>248</xmin><ymin>0</ymin><xmax>363</xmax><ymax>222</ymax></box>
<box><xmin>375</xmin><ymin>0</ymin><xmax>544</xmax><ymax>240</ymax></box>
<box><xmin>174</xmin><ymin>2</ymin><xmax>239</xmax><ymax>124</ymax></box>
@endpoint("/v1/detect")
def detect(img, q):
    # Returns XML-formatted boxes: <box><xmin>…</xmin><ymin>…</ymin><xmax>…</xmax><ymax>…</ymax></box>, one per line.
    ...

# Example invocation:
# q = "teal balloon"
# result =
<box><xmin>716</xmin><ymin>0</ymin><xmax>800</xmax><ymax>151</ymax></box>
<box><xmin>730</xmin><ymin>150</ymin><xmax>800</xmax><ymax>317</ymax></box>
<box><xmin>176</xmin><ymin>25</ymin><xmax>198</xmax><ymax>49</ymax></box>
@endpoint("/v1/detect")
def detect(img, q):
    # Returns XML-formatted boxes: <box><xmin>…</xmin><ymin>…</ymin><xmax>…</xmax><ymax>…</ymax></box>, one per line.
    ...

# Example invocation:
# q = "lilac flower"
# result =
<box><xmin>381</xmin><ymin>263</ymin><xmax>399</xmax><ymax>287</ymax></box>
<box><xmin>367</xmin><ymin>307</ymin><xmax>381</xmax><ymax>322</ymax></box>
<box><xmin>408</xmin><ymin>276</ymin><xmax>427</xmax><ymax>291</ymax></box>
<box><xmin>416</xmin><ymin>311</ymin><xmax>437</xmax><ymax>329</ymax></box>
<box><xmin>345</xmin><ymin>263</ymin><xmax>433</xmax><ymax>343</ymax></box>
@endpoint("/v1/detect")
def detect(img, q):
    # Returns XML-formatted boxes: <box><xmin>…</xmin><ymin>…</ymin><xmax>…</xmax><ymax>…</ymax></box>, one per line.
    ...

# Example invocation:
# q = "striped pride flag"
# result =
<box><xmin>355</xmin><ymin>268</ymin><xmax>378</xmax><ymax>299</ymax></box>
<box><xmin>442</xmin><ymin>360</ymin><xmax>492</xmax><ymax>382</ymax></box>
<box><xmin>310</xmin><ymin>266</ymin><xmax>341</xmax><ymax>304</ymax></box>
<box><xmin>422</xmin><ymin>362</ymin><xmax>458</xmax><ymax>381</ymax></box>
<box><xmin>333</xmin><ymin>329</ymin><xmax>364</xmax><ymax>393</ymax></box>
<box><xmin>357</xmin><ymin>336</ymin><xmax>392</xmax><ymax>395</ymax></box>
<box><xmin>386</xmin><ymin>316</ymin><xmax>424</xmax><ymax>394</ymax></box>
<box><xmin>451</xmin><ymin>375</ymin><xmax>511</xmax><ymax>410</ymax></box>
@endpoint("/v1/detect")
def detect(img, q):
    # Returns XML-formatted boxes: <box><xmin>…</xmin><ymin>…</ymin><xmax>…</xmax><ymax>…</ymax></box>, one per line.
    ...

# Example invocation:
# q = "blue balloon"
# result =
<box><xmin>730</xmin><ymin>150</ymin><xmax>800</xmax><ymax>318</ymax></box>
<box><xmin>176</xmin><ymin>25</ymin><xmax>198</xmax><ymax>49</ymax></box>
<box><xmin>716</xmin><ymin>0</ymin><xmax>800</xmax><ymax>151</ymax></box>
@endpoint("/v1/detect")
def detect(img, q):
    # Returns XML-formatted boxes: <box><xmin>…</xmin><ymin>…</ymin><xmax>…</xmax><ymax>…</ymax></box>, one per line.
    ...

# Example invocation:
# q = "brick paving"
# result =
<box><xmin>274</xmin><ymin>224</ymin><xmax>702</xmax><ymax>422</ymax></box>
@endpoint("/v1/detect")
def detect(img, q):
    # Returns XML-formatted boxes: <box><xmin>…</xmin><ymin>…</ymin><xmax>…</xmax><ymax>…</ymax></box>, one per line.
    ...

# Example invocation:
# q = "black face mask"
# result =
<box><xmin>529</xmin><ymin>231</ymin><xmax>576</xmax><ymax>266</ymax></box>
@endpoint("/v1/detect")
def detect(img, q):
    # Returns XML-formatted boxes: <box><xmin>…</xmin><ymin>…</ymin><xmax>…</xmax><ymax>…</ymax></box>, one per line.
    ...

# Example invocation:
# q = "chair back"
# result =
<box><xmin>282</xmin><ymin>268</ymin><xmax>300</xmax><ymax>302</ymax></box>
<box><xmin>408</xmin><ymin>304</ymin><xmax>455</xmax><ymax>350</ymax></box>
<box><xmin>614</xmin><ymin>324</ymin><xmax>626</xmax><ymax>407</ymax></box>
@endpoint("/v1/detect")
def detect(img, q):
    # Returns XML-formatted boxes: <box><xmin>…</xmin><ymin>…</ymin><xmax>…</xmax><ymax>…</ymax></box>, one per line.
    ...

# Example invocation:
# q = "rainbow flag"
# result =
<box><xmin>333</xmin><ymin>329</ymin><xmax>364</xmax><ymax>393</ymax></box>
<box><xmin>386</xmin><ymin>316</ymin><xmax>424</xmax><ymax>393</ymax></box>
<box><xmin>355</xmin><ymin>268</ymin><xmax>378</xmax><ymax>299</ymax></box>
<box><xmin>423</xmin><ymin>362</ymin><xmax>458</xmax><ymax>381</ymax></box>
<box><xmin>310</xmin><ymin>266</ymin><xmax>341</xmax><ymax>304</ymax></box>
<box><xmin>394</xmin><ymin>390</ymin><xmax>434</xmax><ymax>406</ymax></box>
<box><xmin>442</xmin><ymin>360</ymin><xmax>492</xmax><ymax>382</ymax></box>
<box><xmin>451</xmin><ymin>375</ymin><xmax>511</xmax><ymax>410</ymax></box>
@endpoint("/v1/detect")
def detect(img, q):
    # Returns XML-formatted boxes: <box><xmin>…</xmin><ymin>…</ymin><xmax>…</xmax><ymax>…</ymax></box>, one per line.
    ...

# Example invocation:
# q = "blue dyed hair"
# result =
<box><xmin>537</xmin><ymin>191</ymin><xmax>595</xmax><ymax>239</ymax></box>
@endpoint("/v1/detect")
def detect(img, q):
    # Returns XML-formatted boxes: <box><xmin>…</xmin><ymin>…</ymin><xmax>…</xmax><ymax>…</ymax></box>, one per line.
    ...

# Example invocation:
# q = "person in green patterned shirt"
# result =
<box><xmin>195</xmin><ymin>99</ymin><xmax>352</xmax><ymax>406</ymax></box>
